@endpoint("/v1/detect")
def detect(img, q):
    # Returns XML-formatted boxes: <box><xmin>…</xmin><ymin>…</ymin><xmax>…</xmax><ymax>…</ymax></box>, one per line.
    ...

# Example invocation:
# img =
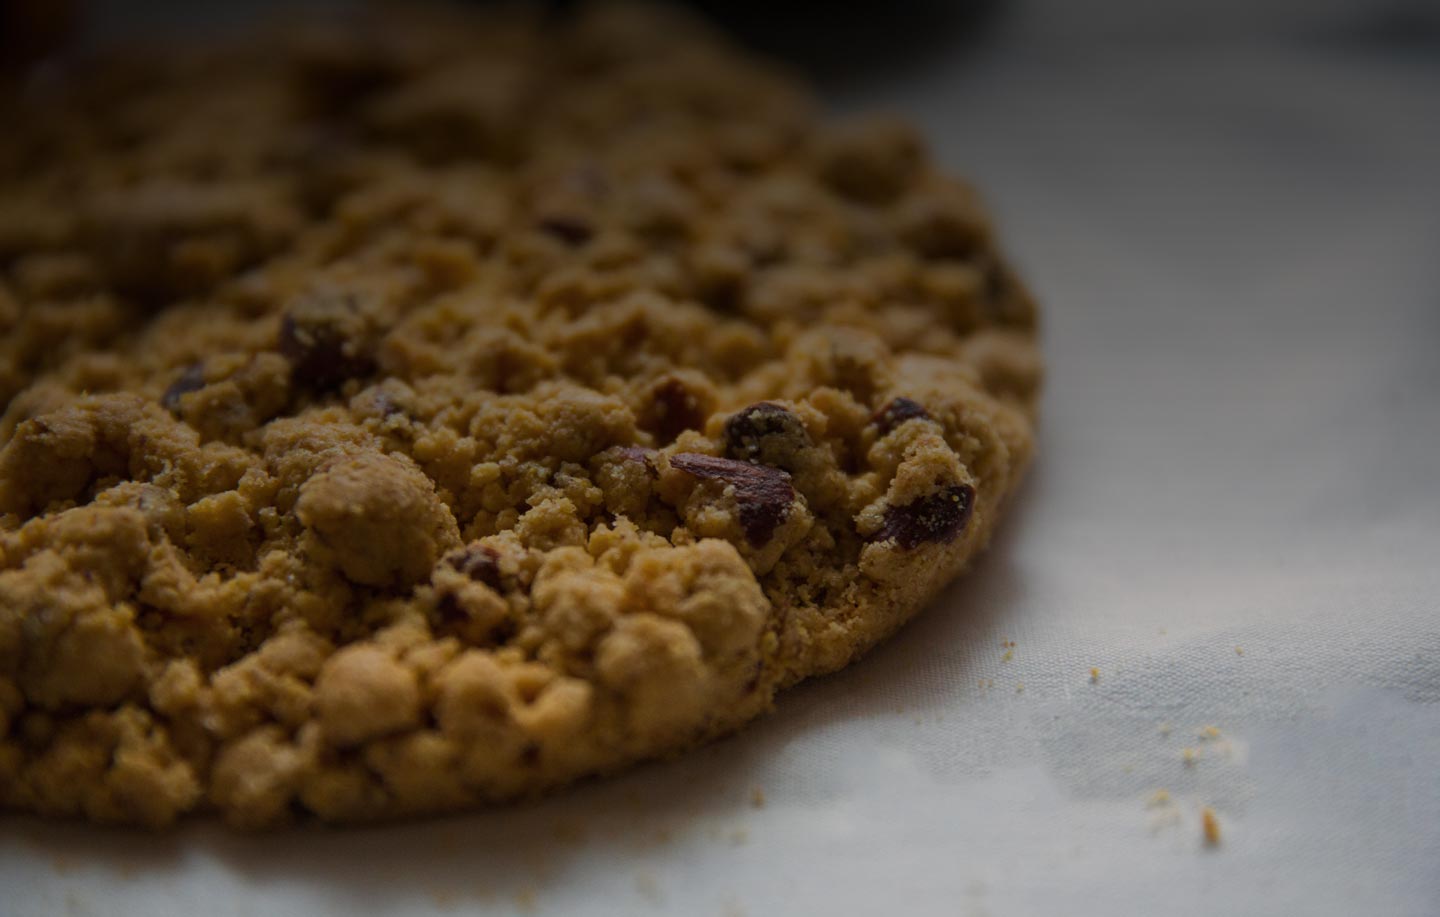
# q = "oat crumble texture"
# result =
<box><xmin>0</xmin><ymin>1</ymin><xmax>1040</xmax><ymax>826</ymax></box>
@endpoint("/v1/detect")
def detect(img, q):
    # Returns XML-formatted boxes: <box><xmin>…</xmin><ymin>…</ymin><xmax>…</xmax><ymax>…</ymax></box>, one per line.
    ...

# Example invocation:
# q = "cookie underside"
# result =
<box><xmin>0</xmin><ymin>2</ymin><xmax>1041</xmax><ymax>827</ymax></box>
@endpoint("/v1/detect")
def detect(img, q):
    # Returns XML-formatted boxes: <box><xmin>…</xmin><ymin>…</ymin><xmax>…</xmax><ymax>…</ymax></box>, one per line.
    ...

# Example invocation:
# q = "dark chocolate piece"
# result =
<box><xmin>615</xmin><ymin>445</ymin><xmax>658</xmax><ymax>473</ymax></box>
<box><xmin>536</xmin><ymin>211</ymin><xmax>594</xmax><ymax>246</ymax></box>
<box><xmin>650</xmin><ymin>377</ymin><xmax>705</xmax><ymax>443</ymax></box>
<box><xmin>873</xmin><ymin>484</ymin><xmax>974</xmax><ymax>550</ymax></box>
<box><xmin>278</xmin><ymin>293</ymin><xmax>375</xmax><ymax>390</ymax></box>
<box><xmin>722</xmin><ymin>402</ymin><xmax>809</xmax><ymax>465</ymax></box>
<box><xmin>669</xmin><ymin>452</ymin><xmax>796</xmax><ymax>546</ymax></box>
<box><xmin>444</xmin><ymin>544</ymin><xmax>503</xmax><ymax>591</ymax></box>
<box><xmin>872</xmin><ymin>397</ymin><xmax>931</xmax><ymax>436</ymax></box>
<box><xmin>161</xmin><ymin>363</ymin><xmax>207</xmax><ymax>413</ymax></box>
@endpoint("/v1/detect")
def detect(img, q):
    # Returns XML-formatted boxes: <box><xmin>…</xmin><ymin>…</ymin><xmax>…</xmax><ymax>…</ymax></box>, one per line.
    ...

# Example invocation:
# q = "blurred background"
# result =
<box><xmin>5</xmin><ymin>0</ymin><xmax>1440</xmax><ymax>80</ymax></box>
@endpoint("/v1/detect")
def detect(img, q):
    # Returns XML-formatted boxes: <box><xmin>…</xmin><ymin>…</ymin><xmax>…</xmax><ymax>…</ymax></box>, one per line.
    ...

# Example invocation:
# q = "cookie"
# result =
<box><xmin>0</xmin><ymin>2</ymin><xmax>1041</xmax><ymax>827</ymax></box>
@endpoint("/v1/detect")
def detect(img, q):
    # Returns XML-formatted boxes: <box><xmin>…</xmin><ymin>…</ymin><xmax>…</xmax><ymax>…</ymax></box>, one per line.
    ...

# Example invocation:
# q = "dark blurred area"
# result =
<box><xmin>673</xmin><ymin>0</ymin><xmax>1000</xmax><ymax>86</ymax></box>
<box><xmin>5</xmin><ymin>0</ymin><xmax>1438</xmax><ymax>86</ymax></box>
<box><xmin>0</xmin><ymin>0</ymin><xmax>77</xmax><ymax>73</ymax></box>
<box><xmin>0</xmin><ymin>0</ymin><xmax>1001</xmax><ymax>85</ymax></box>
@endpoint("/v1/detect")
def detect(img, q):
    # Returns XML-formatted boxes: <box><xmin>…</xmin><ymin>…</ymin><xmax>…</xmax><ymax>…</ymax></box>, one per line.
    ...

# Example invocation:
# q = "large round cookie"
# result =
<box><xmin>0</xmin><ymin>2</ymin><xmax>1041</xmax><ymax>827</ymax></box>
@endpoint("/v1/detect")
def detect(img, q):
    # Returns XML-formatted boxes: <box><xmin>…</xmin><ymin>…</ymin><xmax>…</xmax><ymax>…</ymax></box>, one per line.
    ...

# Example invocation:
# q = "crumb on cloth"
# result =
<box><xmin>1201</xmin><ymin>807</ymin><xmax>1221</xmax><ymax>847</ymax></box>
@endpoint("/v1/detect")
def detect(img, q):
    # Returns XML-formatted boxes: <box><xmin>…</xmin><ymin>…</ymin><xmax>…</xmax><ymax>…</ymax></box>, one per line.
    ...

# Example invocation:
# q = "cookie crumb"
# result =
<box><xmin>1201</xmin><ymin>807</ymin><xmax>1221</xmax><ymax>847</ymax></box>
<box><xmin>1001</xmin><ymin>649</ymin><xmax>1014</xmax><ymax>663</ymax></box>
<box><xmin>750</xmin><ymin>787</ymin><xmax>766</xmax><ymax>809</ymax></box>
<box><xmin>1158</xmin><ymin>722</ymin><xmax>1174</xmax><ymax>737</ymax></box>
<box><xmin>1182</xmin><ymin>747</ymin><xmax>1199</xmax><ymax>766</ymax></box>
<box><xmin>1089</xmin><ymin>667</ymin><xmax>1099</xmax><ymax>683</ymax></box>
<box><xmin>1147</xmin><ymin>794</ymin><xmax>1183</xmax><ymax>834</ymax></box>
<box><xmin>1198</xmin><ymin>725</ymin><xmax>1222</xmax><ymax>741</ymax></box>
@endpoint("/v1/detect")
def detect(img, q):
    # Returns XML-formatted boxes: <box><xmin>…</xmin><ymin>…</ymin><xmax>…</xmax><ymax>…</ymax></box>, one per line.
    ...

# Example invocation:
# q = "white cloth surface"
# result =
<box><xmin>4</xmin><ymin>5</ymin><xmax>1439</xmax><ymax>915</ymax></box>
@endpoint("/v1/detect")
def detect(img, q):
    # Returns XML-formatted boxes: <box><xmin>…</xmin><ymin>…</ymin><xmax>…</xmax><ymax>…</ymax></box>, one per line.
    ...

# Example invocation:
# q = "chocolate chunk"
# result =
<box><xmin>722</xmin><ymin>402</ymin><xmax>809</xmax><ymax>466</ymax></box>
<box><xmin>872</xmin><ymin>397</ymin><xmax>931</xmax><ymax>436</ymax></box>
<box><xmin>692</xmin><ymin>244</ymin><xmax>748</xmax><ymax>313</ymax></box>
<box><xmin>435</xmin><ymin>591</ymin><xmax>465</xmax><ymax>624</ymax></box>
<box><xmin>648</xmin><ymin>377</ymin><xmax>706</xmax><ymax>443</ymax></box>
<box><xmin>669</xmin><ymin>452</ymin><xmax>796</xmax><ymax>546</ymax></box>
<box><xmin>536</xmin><ymin>211</ymin><xmax>594</xmax><ymax>246</ymax></box>
<box><xmin>435</xmin><ymin>573</ymin><xmax>515</xmax><ymax>645</ymax></box>
<box><xmin>615</xmin><ymin>445</ymin><xmax>658</xmax><ymax>472</ymax></box>
<box><xmin>534</xmin><ymin>165</ymin><xmax>606</xmax><ymax>245</ymax></box>
<box><xmin>161</xmin><ymin>363</ymin><xmax>207</xmax><ymax>413</ymax></box>
<box><xmin>696</xmin><ymin>273</ymin><xmax>742</xmax><ymax>313</ymax></box>
<box><xmin>278</xmin><ymin>294</ymin><xmax>376</xmax><ymax>391</ymax></box>
<box><xmin>873</xmin><ymin>484</ymin><xmax>975</xmax><ymax>550</ymax></box>
<box><xmin>444</xmin><ymin>544</ymin><xmax>503</xmax><ymax>591</ymax></box>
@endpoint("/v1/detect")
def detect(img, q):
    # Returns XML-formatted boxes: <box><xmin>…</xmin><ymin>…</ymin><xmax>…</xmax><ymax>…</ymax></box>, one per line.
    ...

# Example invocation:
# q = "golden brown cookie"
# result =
<box><xmin>0</xmin><ymin>1</ymin><xmax>1041</xmax><ymax>827</ymax></box>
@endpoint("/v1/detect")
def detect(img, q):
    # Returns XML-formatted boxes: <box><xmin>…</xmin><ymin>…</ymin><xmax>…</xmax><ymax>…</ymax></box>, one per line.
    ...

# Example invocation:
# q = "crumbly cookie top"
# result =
<box><xmin>0</xmin><ymin>2</ymin><xmax>1040</xmax><ymax>826</ymax></box>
